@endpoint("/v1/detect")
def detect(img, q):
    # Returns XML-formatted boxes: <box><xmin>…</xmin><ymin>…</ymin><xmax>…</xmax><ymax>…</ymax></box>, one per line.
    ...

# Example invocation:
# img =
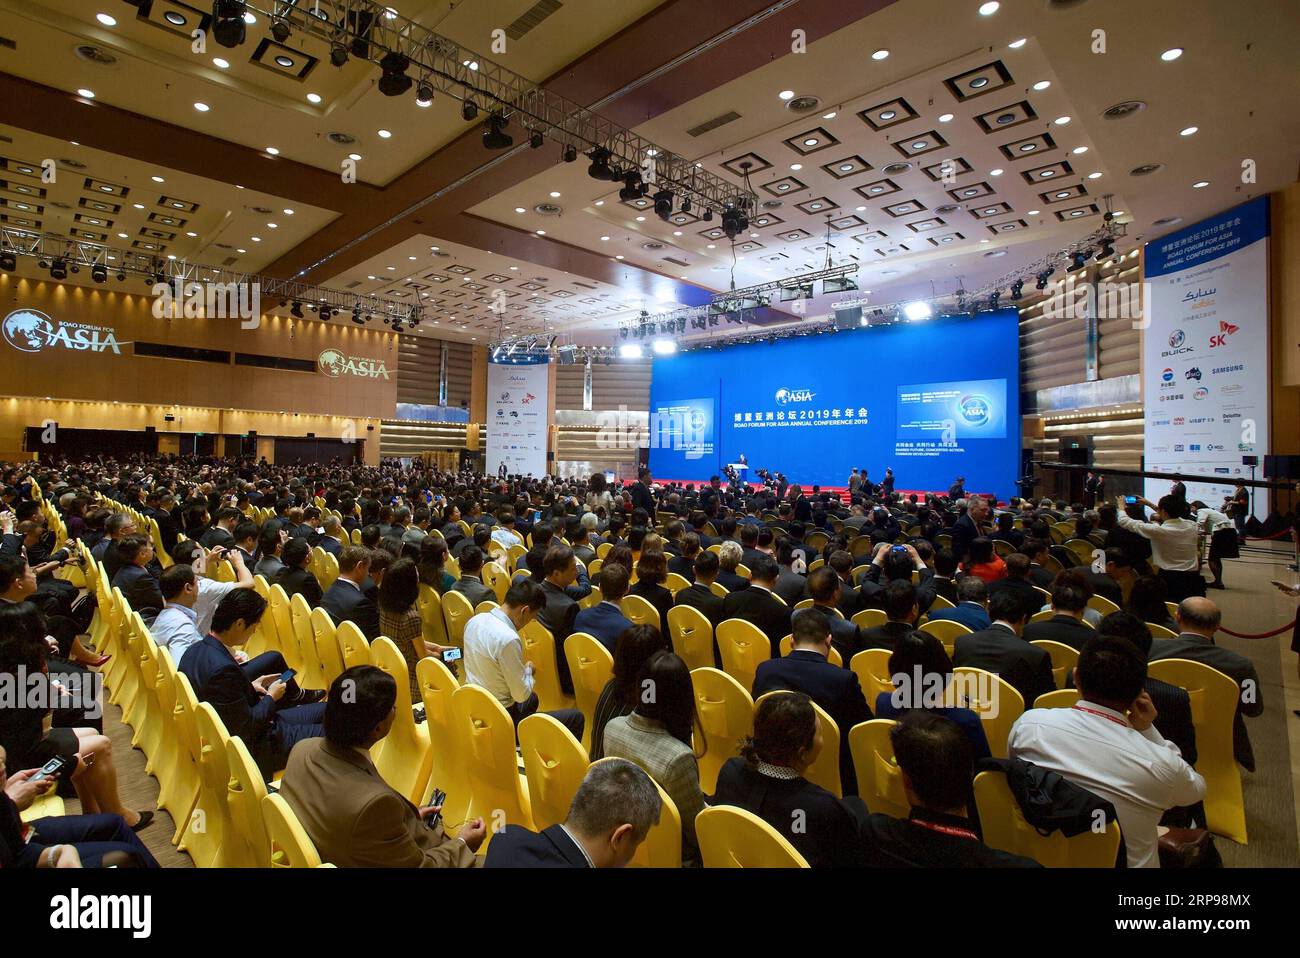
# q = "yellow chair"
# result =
<box><xmin>416</xmin><ymin>656</ymin><xmax>471</xmax><ymax>831</ymax></box>
<box><xmin>133</xmin><ymin>632</ymin><xmax>168</xmax><ymax>770</ymax></box>
<box><xmin>1147</xmin><ymin>658</ymin><xmax>1247</xmax><ymax>844</ymax></box>
<box><xmin>1165</xmin><ymin>601</ymin><xmax>1180</xmax><ymax>621</ymax></box>
<box><xmin>225</xmin><ymin>735</ymin><xmax>271</xmax><ymax>867</ymax></box>
<box><xmin>193</xmin><ymin>702</ymin><xmax>241</xmax><ymax>867</ymax></box>
<box><xmin>665</xmin><ymin>572</ymin><xmax>690</xmax><ymax>596</ymax></box>
<box><xmin>1029</xmin><ymin>609</ymin><xmax>1055</xmax><ymax>625</ymax></box>
<box><xmin>850</xmin><ymin>648</ymin><xmax>894</xmax><ymax>705</ymax></box>
<box><xmin>928</xmin><ymin>594</ymin><xmax>956</xmax><ymax>611</ymax></box>
<box><xmin>452</xmin><ymin>684</ymin><xmax>533</xmax><ymax>850</ymax></box>
<box><xmin>578</xmin><ymin>584</ymin><xmax>603</xmax><ymax>610</ymax></box>
<box><xmin>151</xmin><ymin>648</ymin><xmax>196</xmax><ymax>831</ymax></box>
<box><xmin>288</xmin><ymin>593</ymin><xmax>323</xmax><ymax>690</ymax></box>
<box><xmin>310</xmin><ymin>606</ymin><xmax>345</xmax><ymax>687</ymax></box>
<box><xmin>596</xmin><ymin>542</ymin><xmax>613</xmax><ymax>559</ymax></box>
<box><xmin>848</xmin><ymin>718</ymin><xmax>910</xmax><ymax>818</ymax></box>
<box><xmin>716</xmin><ymin>618</ymin><xmax>772</xmax><ymax>694</ymax></box>
<box><xmin>620</xmin><ymin>593</ymin><xmax>660</xmax><ymax>629</ymax></box>
<box><xmin>482</xmin><ymin>562</ymin><xmax>510</xmax><ymax>604</ymax></box>
<box><xmin>268</xmin><ymin>585</ymin><xmax>304</xmax><ymax>675</ymax></box>
<box><xmin>919</xmin><ymin>618</ymin><xmax>972</xmax><ymax>656</ymax></box>
<box><xmin>368</xmin><ymin>637</ymin><xmax>434</xmax><ymax>805</ymax></box>
<box><xmin>520</xmin><ymin>619</ymin><xmax>575</xmax><ymax>712</ymax></box>
<box><xmin>851</xmin><ymin>608</ymin><xmax>887</xmax><ymax>630</ymax></box>
<box><xmin>172</xmin><ymin>675</ymin><xmax>217</xmax><ymax>864</ymax></box>
<box><xmin>667</xmin><ymin>605</ymin><xmax>714</xmax><ymax>672</ymax></box>
<box><xmin>519</xmin><ymin>713</ymin><xmax>590</xmax><ymax>830</ymax></box>
<box><xmin>690</xmin><ymin>667</ymin><xmax>754</xmax><ymax>794</ymax></box>
<box><xmin>1030</xmin><ymin>639</ymin><xmax>1080</xmax><ymax>689</ymax></box>
<box><xmin>1065</xmin><ymin>538</ymin><xmax>1097</xmax><ymax>567</ymax></box>
<box><xmin>1087</xmin><ymin>593</ymin><xmax>1121</xmax><ymax>616</ymax></box>
<box><xmin>1147</xmin><ymin>622</ymin><xmax>1177</xmax><ymax>640</ymax></box>
<box><xmin>350</xmin><ymin>528</ymin><xmax>362</xmax><ymax>546</ymax></box>
<box><xmin>19</xmin><ymin>792</ymin><xmax>65</xmax><ymax>823</ymax></box>
<box><xmin>319</xmin><ymin>552</ymin><xmax>339</xmax><ymax>591</ymax></box>
<box><xmin>696</xmin><ymin>806</ymin><xmax>810</xmax><ymax>868</ymax></box>
<box><xmin>709</xmin><ymin>581</ymin><xmax>729</xmax><ymax>598</ymax></box>
<box><xmin>754</xmin><ymin>691</ymin><xmax>842</xmax><ymax>797</ymax></box>
<box><xmin>950</xmin><ymin>667</ymin><xmax>1024</xmax><ymax>759</ymax></box>
<box><xmin>442</xmin><ymin>589</ymin><xmax>474</xmax><ymax>649</ymax></box>
<box><xmin>507</xmin><ymin>543</ymin><xmax>528</xmax><ymax>571</ymax></box>
<box><xmin>416</xmin><ymin>584</ymin><xmax>450</xmax><ymax>652</ymax></box>
<box><xmin>1033</xmin><ymin>688</ymin><xmax>1081</xmax><ymax>709</ymax></box>
<box><xmin>590</xmin><ymin>757</ymin><xmax>682</xmax><ymax>868</ymax></box>
<box><xmin>974</xmin><ymin>769</ymin><xmax>1121</xmax><ymax>867</ymax></box>
<box><xmin>263</xmin><ymin>793</ymin><xmax>325</xmax><ymax>868</ymax></box>
<box><xmin>335</xmin><ymin>620</ymin><xmax>372</xmax><ymax>670</ymax></box>
<box><xmin>475</xmin><ymin>600</ymin><xmax>499</xmax><ymax>615</ymax></box>
<box><xmin>794</xmin><ymin>598</ymin><xmax>815</xmax><ymax>612</ymax></box>
<box><xmin>564</xmin><ymin>632</ymin><xmax>614</xmax><ymax>752</ymax></box>
<box><xmin>777</xmin><ymin>634</ymin><xmax>842</xmax><ymax>667</ymax></box>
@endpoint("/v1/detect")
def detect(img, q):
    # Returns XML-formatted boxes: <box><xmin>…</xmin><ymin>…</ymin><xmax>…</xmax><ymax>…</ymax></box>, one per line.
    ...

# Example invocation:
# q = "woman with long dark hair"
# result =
<box><xmin>378</xmin><ymin>558</ymin><xmax>450</xmax><ymax>695</ymax></box>
<box><xmin>589</xmin><ymin>624</ymin><xmax>667</xmax><ymax>760</ymax></box>
<box><xmin>416</xmin><ymin>536</ymin><xmax>456</xmax><ymax>594</ymax></box>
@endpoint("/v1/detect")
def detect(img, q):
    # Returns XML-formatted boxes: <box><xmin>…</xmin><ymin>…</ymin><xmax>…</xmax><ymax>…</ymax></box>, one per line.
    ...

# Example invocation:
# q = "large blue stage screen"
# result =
<box><xmin>647</xmin><ymin>308</ymin><xmax>1021</xmax><ymax>495</ymax></box>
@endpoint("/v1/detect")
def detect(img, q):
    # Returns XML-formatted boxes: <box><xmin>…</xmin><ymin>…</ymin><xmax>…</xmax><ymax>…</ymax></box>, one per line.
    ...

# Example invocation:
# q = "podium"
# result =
<box><xmin>727</xmin><ymin>463</ymin><xmax>749</xmax><ymax>482</ymax></box>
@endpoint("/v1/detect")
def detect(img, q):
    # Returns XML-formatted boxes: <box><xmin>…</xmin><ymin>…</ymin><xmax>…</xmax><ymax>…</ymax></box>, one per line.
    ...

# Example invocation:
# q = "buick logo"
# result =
<box><xmin>1168</xmin><ymin>329</ymin><xmax>1186</xmax><ymax>349</ymax></box>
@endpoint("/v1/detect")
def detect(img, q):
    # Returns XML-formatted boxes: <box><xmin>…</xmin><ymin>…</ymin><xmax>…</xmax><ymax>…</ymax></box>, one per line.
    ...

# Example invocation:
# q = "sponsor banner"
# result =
<box><xmin>1142</xmin><ymin>197</ymin><xmax>1269</xmax><ymax>516</ymax></box>
<box><xmin>487</xmin><ymin>358</ymin><xmax>549</xmax><ymax>477</ymax></box>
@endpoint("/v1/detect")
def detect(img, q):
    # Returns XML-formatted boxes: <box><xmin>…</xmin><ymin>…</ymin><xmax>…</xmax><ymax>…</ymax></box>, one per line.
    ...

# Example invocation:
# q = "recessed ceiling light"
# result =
<box><xmin>673</xmin><ymin>230</ymin><xmax>683</xmax><ymax>236</ymax></box>
<box><xmin>186</xmin><ymin>231</ymin><xmax>197</xmax><ymax>237</ymax></box>
<box><xmin>1008</xmin><ymin>38</ymin><xmax>1027</xmax><ymax>49</ymax></box>
<box><xmin>265</xmin><ymin>146</ymin><xmax>280</xmax><ymax>154</ymax></box>
<box><xmin>1161</xmin><ymin>47</ymin><xmax>1183</xmax><ymax>61</ymax></box>
<box><xmin>549</xmin><ymin>191</ymin><xmax>561</xmax><ymax>198</ymax></box>
<box><xmin>151</xmin><ymin>176</ymin><xmax>164</xmax><ymax>183</ymax></box>
<box><xmin>77</xmin><ymin>88</ymin><xmax>96</xmax><ymax>99</ymax></box>
<box><xmin>880</xmin><ymin>110</ymin><xmax>896</xmax><ymax>120</ymax></box>
<box><xmin>212</xmin><ymin>57</ymin><xmax>230</xmax><ymax>69</ymax></box>
<box><xmin>707</xmin><ymin>244</ymin><xmax>716</xmax><ymax>249</ymax></box>
<box><xmin>1054</xmin><ymin>116</ymin><xmax>1071</xmax><ymax>125</ymax></box>
<box><xmin>251</xmin><ymin>236</ymin><xmax>261</xmax><ymax>242</ymax></box>
<box><xmin>600</xmin><ymin>236</ymin><xmax>609</xmax><ymax>241</ymax></box>
<box><xmin>872</xmin><ymin>49</ymin><xmax>889</xmax><ymax>60</ymax></box>
<box><xmin>268</xmin><ymin>222</ymin><xmax>278</xmax><ymax>228</ymax></box>
<box><xmin>237</xmin><ymin>248</ymin><xmax>246</xmax><ymax>253</ymax></box>
<box><xmin>790</xmin><ymin>163</ymin><xmax>802</xmax><ymax>171</ymax></box>
<box><xmin>978</xmin><ymin>1</ymin><xmax>1000</xmax><ymax>14</ymax></box>
<box><xmin>938</xmin><ymin>113</ymin><xmax>954</xmax><ymax>122</ymax></box>
<box><xmin>307</xmin><ymin>93</ymin><xmax>322</xmax><ymax>104</ymax></box>
<box><xmin>117</xmin><ymin>232</ymin><xmax>128</xmax><ymax>238</ymax></box>
<box><xmin>594</xmin><ymin>200</ymin><xmax>604</xmax><ymax>206</ymax></box>
<box><xmin>407</xmin><ymin>255</ymin><xmax>416</xmax><ymax>260</ymax></box>
<box><xmin>635</xmin><ymin>216</ymin><xmax>646</xmax><ymax>222</ymax></box>
<box><xmin>348</xmin><ymin>153</ymin><xmax>362</xmax><ymax>161</ymax></box>
<box><xmin>536</xmin><ymin>230</ymin><xmax>546</xmax><ymax>235</ymax></box>
<box><xmin>822</xmin><ymin>111</ymin><xmax>837</xmax><ymax>119</ymax></box>
<box><xmin>1072</xmin><ymin>146</ymin><xmax>1089</xmax><ymax>154</ymax></box>
<box><xmin>615</xmin><ymin>255</ymin><xmax>624</xmax><ymax>260</ymax></box>
<box><xmin>855</xmin><ymin>205</ymin><xmax>866</xmax><ymax>212</ymax></box>
<box><xmin>193</xmin><ymin>102</ymin><xmax>210</xmax><ymax>112</ymax></box>
<box><xmin>1180</xmin><ymin>125</ymin><xmax>1198</xmax><ymax>136</ymax></box>
<box><xmin>133</xmin><ymin>203</ymin><xmax>144</xmax><ymax>209</ymax></box>
<box><xmin>1032</xmin><ymin>80</ymin><xmax>1051</xmax><ymax>91</ymax></box>
<box><xmin>283</xmin><ymin>208</ymin><xmax>294</xmax><ymax>215</ymax></box>
<box><xmin>990</xmin><ymin>168</ymin><xmax>1004</xmax><ymax>176</ymax></box>
<box><xmin>1087</xmin><ymin>172</ymin><xmax>1103</xmax><ymax>179</ymax></box>
<box><xmin>804</xmin><ymin>138</ymin><xmax>819</xmax><ymax>147</ymax></box>
<box><xmin>96</xmin><ymin>12</ymin><xmax>117</xmax><ymax>26</ymax></box>
<box><xmin>911</xmin><ymin>140</ymin><xmax>928</xmax><ymax>149</ymax></box>
<box><xmin>377</xmin><ymin>129</ymin><xmax>392</xmax><ymax>138</ymax></box>
<box><xmin>1192</xmin><ymin>180</ymin><xmax>1209</xmax><ymax>188</ymax></box>
<box><xmin>1027</xmin><ymin>209</ymin><xmax>1040</xmax><ymax>215</ymax></box>
<box><xmin>778</xmin><ymin>90</ymin><xmax>795</xmax><ymax>100</ymax></box>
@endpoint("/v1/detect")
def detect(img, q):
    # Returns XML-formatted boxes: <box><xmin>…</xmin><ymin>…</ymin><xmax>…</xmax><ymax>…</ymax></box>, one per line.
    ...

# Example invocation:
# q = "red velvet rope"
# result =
<box><xmin>1240</xmin><ymin>528</ymin><xmax>1296</xmax><ymax>541</ymax></box>
<box><xmin>1218</xmin><ymin>618</ymin><xmax>1296</xmax><ymax>639</ymax></box>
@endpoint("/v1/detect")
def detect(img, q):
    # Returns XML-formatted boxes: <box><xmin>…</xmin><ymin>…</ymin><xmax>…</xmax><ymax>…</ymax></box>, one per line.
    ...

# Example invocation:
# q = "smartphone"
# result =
<box><xmin>31</xmin><ymin>756</ymin><xmax>66</xmax><ymax>783</ymax></box>
<box><xmin>1124</xmin><ymin>496</ymin><xmax>1138</xmax><ymax>505</ymax></box>
<box><xmin>278</xmin><ymin>669</ymin><xmax>296</xmax><ymax>685</ymax></box>
<box><xmin>439</xmin><ymin>648</ymin><xmax>462</xmax><ymax>664</ymax></box>
<box><xmin>426</xmin><ymin>788</ymin><xmax>447</xmax><ymax>829</ymax></box>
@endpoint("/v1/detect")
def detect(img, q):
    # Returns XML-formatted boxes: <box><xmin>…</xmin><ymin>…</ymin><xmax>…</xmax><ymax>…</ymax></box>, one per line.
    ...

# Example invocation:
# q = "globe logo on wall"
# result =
<box><xmin>3</xmin><ymin>309</ymin><xmax>54</xmax><ymax>352</ymax></box>
<box><xmin>318</xmin><ymin>348</ymin><xmax>346</xmax><ymax>377</ymax></box>
<box><xmin>958</xmin><ymin>394</ymin><xmax>991</xmax><ymax>426</ymax></box>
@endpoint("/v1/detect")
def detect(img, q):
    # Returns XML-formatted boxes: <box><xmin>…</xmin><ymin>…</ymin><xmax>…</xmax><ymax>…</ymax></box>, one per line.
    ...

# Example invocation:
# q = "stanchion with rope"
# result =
<box><xmin>1218</xmin><ymin>618</ymin><xmax>1296</xmax><ymax>640</ymax></box>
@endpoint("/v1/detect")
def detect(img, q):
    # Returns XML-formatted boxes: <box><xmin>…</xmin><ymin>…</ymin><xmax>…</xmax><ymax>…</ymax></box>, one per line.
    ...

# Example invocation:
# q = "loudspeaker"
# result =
<box><xmin>1242</xmin><ymin>455</ymin><xmax>1258</xmax><ymax>467</ymax></box>
<box><xmin>306</xmin><ymin>432</ymin><xmax>316</xmax><ymax>438</ymax></box>
<box><xmin>145</xmin><ymin>425</ymin><xmax>156</xmax><ymax>433</ymax></box>
<box><xmin>1263</xmin><ymin>455</ymin><xmax>1300</xmax><ymax>480</ymax></box>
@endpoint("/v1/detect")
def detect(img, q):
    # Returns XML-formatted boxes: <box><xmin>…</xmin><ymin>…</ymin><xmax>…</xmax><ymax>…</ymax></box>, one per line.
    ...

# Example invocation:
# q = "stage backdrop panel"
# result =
<box><xmin>1143</xmin><ymin>197</ymin><xmax>1270</xmax><ymax>517</ymax></box>
<box><xmin>648</xmin><ymin>308</ymin><xmax>1022</xmax><ymax>495</ymax></box>
<box><xmin>486</xmin><ymin>357</ymin><xmax>549</xmax><ymax>477</ymax></box>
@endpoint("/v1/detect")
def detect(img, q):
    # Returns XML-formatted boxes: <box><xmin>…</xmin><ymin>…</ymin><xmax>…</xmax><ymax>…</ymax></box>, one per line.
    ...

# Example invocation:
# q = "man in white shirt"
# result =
<box><xmin>1008</xmin><ymin>633</ymin><xmax>1206</xmax><ymax>868</ymax></box>
<box><xmin>151</xmin><ymin>564</ymin><xmax>248</xmax><ymax>664</ymax></box>
<box><xmin>1115</xmin><ymin>495</ymin><xmax>1204</xmax><ymax>602</ymax></box>
<box><xmin>1191</xmin><ymin>500</ymin><xmax>1237</xmax><ymax>590</ymax></box>
<box><xmin>490</xmin><ymin>509</ymin><xmax>524</xmax><ymax>552</ymax></box>
<box><xmin>462</xmin><ymin>579</ymin><xmax>584</xmax><ymax>739</ymax></box>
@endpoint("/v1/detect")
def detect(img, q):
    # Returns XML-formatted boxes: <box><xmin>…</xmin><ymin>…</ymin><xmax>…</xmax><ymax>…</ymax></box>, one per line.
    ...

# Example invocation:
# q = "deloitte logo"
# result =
<box><xmin>958</xmin><ymin>394</ymin><xmax>991</xmax><ymax>426</ymax></box>
<box><xmin>775</xmin><ymin>387</ymin><xmax>815</xmax><ymax>405</ymax></box>
<box><xmin>318</xmin><ymin>348</ymin><xmax>390</xmax><ymax>379</ymax></box>
<box><xmin>3</xmin><ymin>308</ymin><xmax>121</xmax><ymax>354</ymax></box>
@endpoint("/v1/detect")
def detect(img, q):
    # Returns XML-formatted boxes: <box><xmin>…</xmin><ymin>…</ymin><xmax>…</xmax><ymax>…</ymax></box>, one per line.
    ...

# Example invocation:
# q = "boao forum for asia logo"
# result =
<box><xmin>3</xmin><ymin>309</ymin><xmax>122</xmax><ymax>355</ymax></box>
<box><xmin>318</xmin><ymin>348</ymin><xmax>390</xmax><ymax>380</ymax></box>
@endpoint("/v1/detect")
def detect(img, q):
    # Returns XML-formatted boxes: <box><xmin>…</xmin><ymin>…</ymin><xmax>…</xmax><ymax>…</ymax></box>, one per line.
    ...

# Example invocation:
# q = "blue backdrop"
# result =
<box><xmin>647</xmin><ymin>308</ymin><xmax>1022</xmax><ymax>493</ymax></box>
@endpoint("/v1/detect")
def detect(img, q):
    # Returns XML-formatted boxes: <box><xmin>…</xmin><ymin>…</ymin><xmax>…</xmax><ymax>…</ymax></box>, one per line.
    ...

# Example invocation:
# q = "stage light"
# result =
<box><xmin>562</xmin><ymin>144</ymin><xmax>578</xmax><ymax>163</ymax></box>
<box><xmin>1069</xmin><ymin>250</ymin><xmax>1090</xmax><ymax>271</ymax></box>
<box><xmin>587</xmin><ymin>147</ymin><xmax>614</xmax><ymax>180</ymax></box>
<box><xmin>619</xmin><ymin>343</ymin><xmax>644</xmax><ymax>359</ymax></box>
<box><xmin>290</xmin><ymin>300</ymin><xmax>304</xmax><ymax>318</ymax></box>
<box><xmin>721</xmin><ymin>206</ymin><xmax>747</xmax><ymax>239</ymax></box>
<box><xmin>676</xmin><ymin>317</ymin><xmax>687</xmax><ymax>334</ymax></box>
<box><xmin>461</xmin><ymin>100</ymin><xmax>479</xmax><ymax>121</ymax></box>
<box><xmin>1010</xmin><ymin>279</ymin><xmax>1024</xmax><ymax>300</ymax></box>
<box><xmin>702</xmin><ymin>208</ymin><xmax>714</xmax><ymax>223</ymax></box>
<box><xmin>330</xmin><ymin>42</ymin><xmax>349</xmax><ymax>66</ymax></box>
<box><xmin>652</xmin><ymin>339</ymin><xmax>677</xmax><ymax>355</ymax></box>
<box><xmin>378</xmin><ymin>51</ymin><xmax>412</xmax><ymax>96</ymax></box>
<box><xmin>116</xmin><ymin>271</ymin><xmax>126</xmax><ymax>282</ymax></box>
<box><xmin>1097</xmin><ymin>241</ymin><xmax>1115</xmax><ymax>260</ymax></box>
<box><xmin>91</xmin><ymin>263</ymin><xmax>107</xmax><ymax>283</ymax></box>
<box><xmin>211</xmin><ymin>0</ymin><xmax>247</xmax><ymax>48</ymax></box>
<box><xmin>619</xmin><ymin>326</ymin><xmax>628</xmax><ymax>339</ymax></box>
<box><xmin>0</xmin><ymin>251</ymin><xmax>15</xmax><ymax>271</ymax></box>
<box><xmin>680</xmin><ymin>197</ymin><xmax>692</xmax><ymax>214</ymax></box>
<box><xmin>707</xmin><ymin>313</ymin><xmax>719</xmax><ymax>327</ymax></box>
<box><xmin>49</xmin><ymin>258</ymin><xmax>68</xmax><ymax>280</ymax></box>
<box><xmin>529</xmin><ymin>129</ymin><xmax>543</xmax><ymax>149</ymax></box>
<box><xmin>989</xmin><ymin>291</ymin><xmax>1001</xmax><ymax>309</ymax></box>
<box><xmin>351</xmin><ymin>308</ymin><xmax>364</xmax><ymax>324</ymax></box>
<box><xmin>271</xmin><ymin>16</ymin><xmax>290</xmax><ymax>41</ymax></box>
<box><xmin>618</xmin><ymin>172</ymin><xmax>643</xmax><ymax>201</ymax></box>
<box><xmin>903</xmin><ymin>301</ymin><xmax>932</xmax><ymax>321</ymax></box>
<box><xmin>415</xmin><ymin>80</ymin><xmax>434</xmax><ymax>106</ymax></box>
<box><xmin>482</xmin><ymin>113</ymin><xmax>512</xmax><ymax>149</ymax></box>
<box><xmin>653</xmin><ymin>189</ymin><xmax>675</xmax><ymax>220</ymax></box>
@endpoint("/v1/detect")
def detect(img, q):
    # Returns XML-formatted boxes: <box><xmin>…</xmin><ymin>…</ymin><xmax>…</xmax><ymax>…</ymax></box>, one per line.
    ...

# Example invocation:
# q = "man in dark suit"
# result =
<box><xmin>949</xmin><ymin>495</ymin><xmax>989</xmax><ymax>564</ymax></box>
<box><xmin>629</xmin><ymin>469</ymin><xmax>656</xmax><ymax>516</ymax></box>
<box><xmin>916</xmin><ymin>549</ymin><xmax>960</xmax><ymax>615</ymax></box>
<box><xmin>987</xmin><ymin>552</ymin><xmax>1043</xmax><ymax>620</ymax></box>
<box><xmin>232</xmin><ymin>521</ymin><xmax>260</xmax><ymax>571</ymax></box>
<box><xmin>952</xmin><ymin>591</ymin><xmax>1055</xmax><ymax>710</ymax></box>
<box><xmin>947</xmin><ymin>477</ymin><xmax>966</xmax><ymax>501</ymax></box>
<box><xmin>827</xmin><ymin>551</ymin><xmax>862</xmax><ymax>618</ymax></box>
<box><xmin>674</xmin><ymin>551</ymin><xmax>726</xmax><ymax>628</ymax></box>
<box><xmin>1023</xmin><ymin>539</ymin><xmax>1056</xmax><ymax>588</ymax></box>
<box><xmin>200</xmin><ymin>507</ymin><xmax>242</xmax><ymax>551</ymax></box>
<box><xmin>926</xmin><ymin>576</ymin><xmax>991</xmax><ymax>632</ymax></box>
<box><xmin>317</xmin><ymin>517</ymin><xmax>346</xmax><ymax>558</ymax></box>
<box><xmin>1081</xmin><ymin>552</ymin><xmax>1125</xmax><ymax>608</ymax></box>
<box><xmin>537</xmin><ymin>544</ymin><xmax>581</xmax><ymax>694</ymax></box>
<box><xmin>573</xmin><ymin>562</ymin><xmax>634</xmax><ymax>654</ymax></box>
<box><xmin>319</xmin><ymin>546</ymin><xmax>381</xmax><ymax>640</ymax></box>
<box><xmin>274</xmin><ymin>538</ymin><xmax>323</xmax><ymax>607</ymax></box>
<box><xmin>667</xmin><ymin>535</ymin><xmax>698</xmax><ymax>582</ymax></box>
<box><xmin>1151</xmin><ymin>597</ymin><xmax>1262</xmax><ymax>770</ymax></box>
<box><xmin>178</xmin><ymin>589</ymin><xmax>325</xmax><ymax>777</ymax></box>
<box><xmin>752</xmin><ymin>609</ymin><xmax>872</xmax><ymax>796</ymax></box>
<box><xmin>773</xmin><ymin>539</ymin><xmax>808</xmax><ymax>606</ymax></box>
<box><xmin>722</xmin><ymin>555</ymin><xmax>789</xmax><ymax>657</ymax></box>
<box><xmin>861</xmin><ymin>579</ymin><xmax>920</xmax><ymax>653</ymax></box>
<box><xmin>805</xmin><ymin>567</ymin><xmax>866</xmax><ymax>662</ymax></box>
<box><xmin>110</xmin><ymin>535</ymin><xmax>164</xmax><ymax>617</ymax></box>
<box><xmin>1022</xmin><ymin>574</ymin><xmax>1095</xmax><ymax>652</ymax></box>
<box><xmin>860</xmin><ymin>712</ymin><xmax>1039</xmax><ymax>868</ymax></box>
<box><xmin>449</xmin><ymin>546</ymin><xmax>494</xmax><ymax>607</ymax></box>
<box><xmin>791</xmin><ymin>486</ymin><xmax>812</xmax><ymax>523</ymax></box>
<box><xmin>486</xmin><ymin>759</ymin><xmax>662</xmax><ymax>867</ymax></box>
